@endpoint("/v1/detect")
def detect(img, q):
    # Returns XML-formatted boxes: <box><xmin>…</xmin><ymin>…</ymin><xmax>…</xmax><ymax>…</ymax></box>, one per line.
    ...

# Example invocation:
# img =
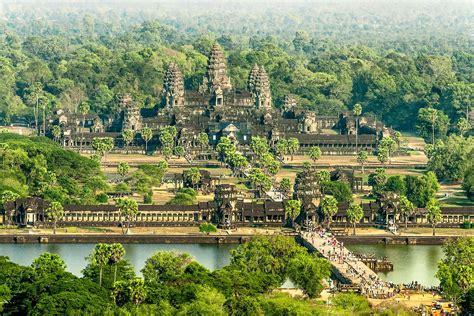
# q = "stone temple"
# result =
<box><xmin>52</xmin><ymin>43</ymin><xmax>389</xmax><ymax>154</ymax></box>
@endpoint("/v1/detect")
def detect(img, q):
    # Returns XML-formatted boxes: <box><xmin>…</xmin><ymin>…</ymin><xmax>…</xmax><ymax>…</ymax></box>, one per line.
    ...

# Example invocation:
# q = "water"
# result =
<box><xmin>0</xmin><ymin>243</ymin><xmax>444</xmax><ymax>286</ymax></box>
<box><xmin>346</xmin><ymin>244</ymin><xmax>444</xmax><ymax>286</ymax></box>
<box><xmin>0</xmin><ymin>243</ymin><xmax>236</xmax><ymax>276</ymax></box>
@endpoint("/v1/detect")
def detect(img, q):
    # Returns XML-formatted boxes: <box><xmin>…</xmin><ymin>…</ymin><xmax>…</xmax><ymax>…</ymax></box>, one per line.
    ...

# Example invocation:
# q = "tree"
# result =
<box><xmin>248</xmin><ymin>168</ymin><xmax>272</xmax><ymax>197</ymax></box>
<box><xmin>392</xmin><ymin>131</ymin><xmax>402</xmax><ymax>150</ymax></box>
<box><xmin>399</xmin><ymin>195</ymin><xmax>415</xmax><ymax>229</ymax></box>
<box><xmin>320</xmin><ymin>196</ymin><xmax>338</xmax><ymax>229</ymax></box>
<box><xmin>405</xmin><ymin>172</ymin><xmax>440</xmax><ymax>207</ymax></box>
<box><xmin>140</xmin><ymin>127</ymin><xmax>153</xmax><ymax>153</ymax></box>
<box><xmin>25</xmin><ymin>82</ymin><xmax>43</xmax><ymax>136</ymax></box>
<box><xmin>377</xmin><ymin>147</ymin><xmax>389</xmax><ymax>165</ymax></box>
<box><xmin>426</xmin><ymin>197</ymin><xmax>442</xmax><ymax>236</ymax></box>
<box><xmin>287</xmin><ymin>253</ymin><xmax>331</xmax><ymax>298</ymax></box>
<box><xmin>308</xmin><ymin>146</ymin><xmax>321</xmax><ymax>165</ymax></box>
<box><xmin>425</xmin><ymin>136</ymin><xmax>473</xmax><ymax>181</ymax></box>
<box><xmin>92</xmin><ymin>137</ymin><xmax>114</xmax><ymax>164</ymax></box>
<box><xmin>285</xmin><ymin>199</ymin><xmax>301</xmax><ymax>228</ymax></box>
<box><xmin>186</xmin><ymin>167</ymin><xmax>201</xmax><ymax>190</ymax></box>
<box><xmin>250</xmin><ymin>136</ymin><xmax>269</xmax><ymax>162</ymax></box>
<box><xmin>142</xmin><ymin>251</ymin><xmax>193</xmax><ymax>284</ymax></box>
<box><xmin>276</xmin><ymin>139</ymin><xmax>288</xmax><ymax>159</ymax></box>
<box><xmin>112</xmin><ymin>278</ymin><xmax>147</xmax><ymax>306</ymax></box>
<box><xmin>122</xmin><ymin>129</ymin><xmax>135</xmax><ymax>153</ymax></box>
<box><xmin>197</xmin><ymin>132</ymin><xmax>209</xmax><ymax>150</ymax></box>
<box><xmin>78</xmin><ymin>101</ymin><xmax>90</xmax><ymax>152</ymax></box>
<box><xmin>417</xmin><ymin>107</ymin><xmax>450</xmax><ymax>144</ymax></box>
<box><xmin>91</xmin><ymin>243</ymin><xmax>111</xmax><ymax>287</ymax></box>
<box><xmin>45</xmin><ymin>201</ymin><xmax>64</xmax><ymax>234</ymax></box>
<box><xmin>457</xmin><ymin>118</ymin><xmax>471</xmax><ymax>137</ymax></box>
<box><xmin>357</xmin><ymin>151</ymin><xmax>369</xmax><ymax>173</ymax></box>
<box><xmin>332</xmin><ymin>293</ymin><xmax>371</xmax><ymax>314</ymax></box>
<box><xmin>353</xmin><ymin>103</ymin><xmax>362</xmax><ymax>152</ymax></box>
<box><xmin>31</xmin><ymin>253</ymin><xmax>66</xmax><ymax>277</ymax></box>
<box><xmin>108</xmin><ymin>243</ymin><xmax>126</xmax><ymax>284</ymax></box>
<box><xmin>346</xmin><ymin>203</ymin><xmax>364</xmax><ymax>235</ymax></box>
<box><xmin>117</xmin><ymin>162</ymin><xmax>130</xmax><ymax>181</ymax></box>
<box><xmin>51</xmin><ymin>125</ymin><xmax>61</xmax><ymax>144</ymax></box>
<box><xmin>116</xmin><ymin>198</ymin><xmax>138</xmax><ymax>234</ymax></box>
<box><xmin>287</xmin><ymin>138</ymin><xmax>299</xmax><ymax>161</ymax></box>
<box><xmin>379</xmin><ymin>137</ymin><xmax>397</xmax><ymax>164</ymax></box>
<box><xmin>436</xmin><ymin>237</ymin><xmax>474</xmax><ymax>308</ymax></box>
<box><xmin>279</xmin><ymin>178</ymin><xmax>292</xmax><ymax>198</ymax></box>
<box><xmin>174</xmin><ymin>145</ymin><xmax>185</xmax><ymax>158</ymax></box>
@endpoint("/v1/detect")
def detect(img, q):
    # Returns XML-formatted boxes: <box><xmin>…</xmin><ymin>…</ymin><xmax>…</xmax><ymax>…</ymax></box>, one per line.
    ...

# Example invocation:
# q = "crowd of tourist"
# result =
<box><xmin>303</xmin><ymin>227</ymin><xmax>396</xmax><ymax>299</ymax></box>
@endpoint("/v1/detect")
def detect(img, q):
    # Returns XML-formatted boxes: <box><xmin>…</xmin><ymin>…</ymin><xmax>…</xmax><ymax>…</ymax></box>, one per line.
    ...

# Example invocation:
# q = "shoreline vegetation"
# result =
<box><xmin>1</xmin><ymin>235</ymin><xmax>466</xmax><ymax>315</ymax></box>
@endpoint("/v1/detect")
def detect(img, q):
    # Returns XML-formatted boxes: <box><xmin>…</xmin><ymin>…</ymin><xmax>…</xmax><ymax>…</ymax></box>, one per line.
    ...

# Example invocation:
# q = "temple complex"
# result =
<box><xmin>50</xmin><ymin>43</ymin><xmax>390</xmax><ymax>154</ymax></box>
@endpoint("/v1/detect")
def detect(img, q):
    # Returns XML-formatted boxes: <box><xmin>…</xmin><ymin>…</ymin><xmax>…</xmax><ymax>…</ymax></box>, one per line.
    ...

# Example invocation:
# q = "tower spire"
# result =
<box><xmin>163</xmin><ymin>62</ymin><xmax>185</xmax><ymax>107</ymax></box>
<box><xmin>254</xmin><ymin>66</ymin><xmax>272</xmax><ymax>109</ymax></box>
<box><xmin>200</xmin><ymin>43</ymin><xmax>232</xmax><ymax>93</ymax></box>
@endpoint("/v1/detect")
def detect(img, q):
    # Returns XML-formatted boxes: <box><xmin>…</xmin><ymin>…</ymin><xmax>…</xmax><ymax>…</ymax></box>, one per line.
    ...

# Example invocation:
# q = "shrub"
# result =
<box><xmin>199</xmin><ymin>223</ymin><xmax>217</xmax><ymax>233</ymax></box>
<box><xmin>461</xmin><ymin>221</ymin><xmax>472</xmax><ymax>229</ymax></box>
<box><xmin>95</xmin><ymin>193</ymin><xmax>108</xmax><ymax>203</ymax></box>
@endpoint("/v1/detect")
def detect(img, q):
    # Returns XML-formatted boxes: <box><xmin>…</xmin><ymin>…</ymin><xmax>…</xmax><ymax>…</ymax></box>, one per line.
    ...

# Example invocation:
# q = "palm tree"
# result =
<box><xmin>276</xmin><ymin>139</ymin><xmax>289</xmax><ymax>160</ymax></box>
<box><xmin>399</xmin><ymin>195</ymin><xmax>415</xmax><ymax>229</ymax></box>
<box><xmin>91</xmin><ymin>243</ymin><xmax>110</xmax><ymax>287</ymax></box>
<box><xmin>122</xmin><ymin>129</ymin><xmax>135</xmax><ymax>153</ymax></box>
<box><xmin>116</xmin><ymin>198</ymin><xmax>138</xmax><ymax>234</ymax></box>
<box><xmin>186</xmin><ymin>167</ymin><xmax>201</xmax><ymax>190</ymax></box>
<box><xmin>308</xmin><ymin>146</ymin><xmax>322</xmax><ymax>166</ymax></box>
<box><xmin>357</xmin><ymin>151</ymin><xmax>369</xmax><ymax>174</ymax></box>
<box><xmin>108</xmin><ymin>243</ymin><xmax>126</xmax><ymax>284</ymax></box>
<box><xmin>38</xmin><ymin>96</ymin><xmax>49</xmax><ymax>136</ymax></box>
<box><xmin>426</xmin><ymin>198</ymin><xmax>442</xmax><ymax>236</ymax></box>
<box><xmin>45</xmin><ymin>201</ymin><xmax>64</xmax><ymax>234</ymax></box>
<box><xmin>117</xmin><ymin>162</ymin><xmax>130</xmax><ymax>181</ymax></box>
<box><xmin>51</xmin><ymin>125</ymin><xmax>61</xmax><ymax>144</ymax></box>
<box><xmin>78</xmin><ymin>101</ymin><xmax>90</xmax><ymax>152</ymax></box>
<box><xmin>26</xmin><ymin>82</ymin><xmax>43</xmax><ymax>136</ymax></box>
<box><xmin>287</xmin><ymin>137</ymin><xmax>299</xmax><ymax>161</ymax></box>
<box><xmin>347</xmin><ymin>203</ymin><xmax>364</xmax><ymax>235</ymax></box>
<box><xmin>320</xmin><ymin>196</ymin><xmax>338</xmax><ymax>229</ymax></box>
<box><xmin>353</xmin><ymin>103</ymin><xmax>362</xmax><ymax>152</ymax></box>
<box><xmin>285</xmin><ymin>199</ymin><xmax>301</xmax><ymax>228</ymax></box>
<box><xmin>140</xmin><ymin>127</ymin><xmax>153</xmax><ymax>153</ymax></box>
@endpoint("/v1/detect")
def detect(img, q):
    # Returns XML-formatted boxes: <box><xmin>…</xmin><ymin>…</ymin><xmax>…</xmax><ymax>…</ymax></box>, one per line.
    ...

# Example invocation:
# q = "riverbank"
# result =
<box><xmin>0</xmin><ymin>225</ymin><xmax>471</xmax><ymax>244</ymax></box>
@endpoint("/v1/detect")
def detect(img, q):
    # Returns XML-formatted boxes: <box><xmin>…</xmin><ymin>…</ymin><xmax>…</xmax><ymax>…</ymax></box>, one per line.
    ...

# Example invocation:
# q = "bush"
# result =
<box><xmin>199</xmin><ymin>223</ymin><xmax>217</xmax><ymax>233</ymax></box>
<box><xmin>95</xmin><ymin>193</ymin><xmax>108</xmax><ymax>203</ymax></box>
<box><xmin>144</xmin><ymin>192</ymin><xmax>153</xmax><ymax>204</ymax></box>
<box><xmin>461</xmin><ymin>221</ymin><xmax>472</xmax><ymax>229</ymax></box>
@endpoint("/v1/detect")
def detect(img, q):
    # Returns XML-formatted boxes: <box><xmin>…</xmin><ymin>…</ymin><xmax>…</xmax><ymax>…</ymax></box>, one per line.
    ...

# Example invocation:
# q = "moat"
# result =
<box><xmin>0</xmin><ymin>243</ymin><xmax>443</xmax><ymax>286</ymax></box>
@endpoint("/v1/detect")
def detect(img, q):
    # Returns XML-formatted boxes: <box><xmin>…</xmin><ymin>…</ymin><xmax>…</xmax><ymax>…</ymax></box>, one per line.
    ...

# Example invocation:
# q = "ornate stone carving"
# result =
<box><xmin>121</xmin><ymin>94</ymin><xmax>142</xmax><ymax>131</ymax></box>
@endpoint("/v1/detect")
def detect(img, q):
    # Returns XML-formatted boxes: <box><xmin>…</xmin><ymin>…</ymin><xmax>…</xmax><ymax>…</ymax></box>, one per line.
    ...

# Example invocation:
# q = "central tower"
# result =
<box><xmin>200</xmin><ymin>43</ymin><xmax>232</xmax><ymax>104</ymax></box>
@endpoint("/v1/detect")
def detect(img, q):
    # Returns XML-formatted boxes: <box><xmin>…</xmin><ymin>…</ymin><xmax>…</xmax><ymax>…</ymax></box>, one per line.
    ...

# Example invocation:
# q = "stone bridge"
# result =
<box><xmin>298</xmin><ymin>232</ymin><xmax>395</xmax><ymax>298</ymax></box>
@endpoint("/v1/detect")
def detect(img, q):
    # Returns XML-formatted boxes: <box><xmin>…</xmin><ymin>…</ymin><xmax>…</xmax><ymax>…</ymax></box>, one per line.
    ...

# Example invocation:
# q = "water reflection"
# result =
<box><xmin>346</xmin><ymin>244</ymin><xmax>444</xmax><ymax>286</ymax></box>
<box><xmin>0</xmin><ymin>243</ymin><xmax>236</xmax><ymax>276</ymax></box>
<box><xmin>0</xmin><ymin>243</ymin><xmax>444</xmax><ymax>286</ymax></box>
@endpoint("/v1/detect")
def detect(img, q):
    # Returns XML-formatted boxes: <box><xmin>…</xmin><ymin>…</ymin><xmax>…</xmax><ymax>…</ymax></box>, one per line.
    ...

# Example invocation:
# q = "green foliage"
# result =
<box><xmin>417</xmin><ymin>107</ymin><xmax>450</xmax><ymax>144</ymax></box>
<box><xmin>436</xmin><ymin>237</ymin><xmax>474</xmax><ymax>308</ymax></box>
<box><xmin>405</xmin><ymin>172</ymin><xmax>440</xmax><ymax>207</ymax></box>
<box><xmin>332</xmin><ymin>292</ymin><xmax>372</xmax><ymax>314</ymax></box>
<box><xmin>425</xmin><ymin>136</ymin><xmax>474</xmax><ymax>181</ymax></box>
<box><xmin>142</xmin><ymin>251</ymin><xmax>194</xmax><ymax>285</ymax></box>
<box><xmin>308</xmin><ymin>146</ymin><xmax>322</xmax><ymax>163</ymax></box>
<box><xmin>199</xmin><ymin>223</ymin><xmax>217</xmax><ymax>233</ymax></box>
<box><xmin>347</xmin><ymin>203</ymin><xmax>364</xmax><ymax>235</ymax></box>
<box><xmin>0</xmin><ymin>133</ymin><xmax>103</xmax><ymax>203</ymax></box>
<box><xmin>284</xmin><ymin>199</ymin><xmax>301</xmax><ymax>227</ymax></box>
<box><xmin>116</xmin><ymin>198</ymin><xmax>139</xmax><ymax>234</ymax></box>
<box><xmin>287</xmin><ymin>253</ymin><xmax>331</xmax><ymax>298</ymax></box>
<box><xmin>322</xmin><ymin>181</ymin><xmax>353</xmax><ymax>203</ymax></box>
<box><xmin>167</xmin><ymin>188</ymin><xmax>197</xmax><ymax>205</ymax></box>
<box><xmin>320</xmin><ymin>195</ymin><xmax>339</xmax><ymax>227</ymax></box>
<box><xmin>31</xmin><ymin>253</ymin><xmax>66</xmax><ymax>277</ymax></box>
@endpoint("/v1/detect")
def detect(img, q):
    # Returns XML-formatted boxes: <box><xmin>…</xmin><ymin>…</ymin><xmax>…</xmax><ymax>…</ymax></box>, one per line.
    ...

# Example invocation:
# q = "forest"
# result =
<box><xmin>0</xmin><ymin>0</ymin><xmax>472</xmax><ymax>132</ymax></box>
